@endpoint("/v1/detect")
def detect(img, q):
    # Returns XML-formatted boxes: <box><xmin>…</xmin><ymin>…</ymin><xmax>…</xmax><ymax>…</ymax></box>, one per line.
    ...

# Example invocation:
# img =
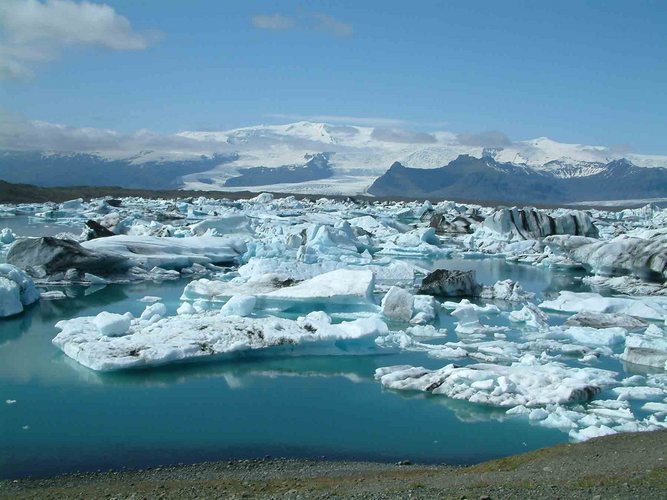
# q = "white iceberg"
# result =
<box><xmin>0</xmin><ymin>264</ymin><xmax>40</xmax><ymax>318</ymax></box>
<box><xmin>539</xmin><ymin>291</ymin><xmax>667</xmax><ymax>321</ymax></box>
<box><xmin>53</xmin><ymin>311</ymin><xmax>389</xmax><ymax>371</ymax></box>
<box><xmin>375</xmin><ymin>357</ymin><xmax>617</xmax><ymax>408</ymax></box>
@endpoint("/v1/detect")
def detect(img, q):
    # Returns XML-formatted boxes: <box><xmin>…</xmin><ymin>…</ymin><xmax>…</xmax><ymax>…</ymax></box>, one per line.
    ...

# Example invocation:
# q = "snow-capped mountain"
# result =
<box><xmin>2</xmin><ymin>121</ymin><xmax>667</xmax><ymax>202</ymax></box>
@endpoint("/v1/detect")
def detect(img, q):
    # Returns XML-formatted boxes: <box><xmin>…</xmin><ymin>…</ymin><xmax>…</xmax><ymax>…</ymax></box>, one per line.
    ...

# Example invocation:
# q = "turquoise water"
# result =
<box><xmin>0</xmin><ymin>217</ymin><xmax>601</xmax><ymax>479</ymax></box>
<box><xmin>0</xmin><ymin>277</ymin><xmax>576</xmax><ymax>479</ymax></box>
<box><xmin>0</xmin><ymin>215</ymin><xmax>83</xmax><ymax>238</ymax></box>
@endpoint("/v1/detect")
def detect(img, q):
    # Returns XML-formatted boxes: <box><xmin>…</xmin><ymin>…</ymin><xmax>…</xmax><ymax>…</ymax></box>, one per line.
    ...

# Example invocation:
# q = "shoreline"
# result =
<box><xmin>1</xmin><ymin>179</ymin><xmax>660</xmax><ymax>211</ymax></box>
<box><xmin>2</xmin><ymin>430</ymin><xmax>665</xmax><ymax>499</ymax></box>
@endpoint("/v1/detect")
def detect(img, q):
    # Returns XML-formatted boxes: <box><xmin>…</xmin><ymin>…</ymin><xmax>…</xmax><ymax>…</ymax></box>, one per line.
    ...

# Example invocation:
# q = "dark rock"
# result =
<box><xmin>6</xmin><ymin>237</ymin><xmax>129</xmax><ymax>276</ymax></box>
<box><xmin>418</xmin><ymin>269</ymin><xmax>481</xmax><ymax>297</ymax></box>
<box><xmin>85</xmin><ymin>220</ymin><xmax>115</xmax><ymax>239</ymax></box>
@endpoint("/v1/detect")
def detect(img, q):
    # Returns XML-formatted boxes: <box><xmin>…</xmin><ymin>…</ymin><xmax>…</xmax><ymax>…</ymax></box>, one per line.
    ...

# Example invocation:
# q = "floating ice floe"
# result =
<box><xmin>620</xmin><ymin>324</ymin><xmax>667</xmax><ymax>370</ymax></box>
<box><xmin>53</xmin><ymin>311</ymin><xmax>388</xmax><ymax>371</ymax></box>
<box><xmin>442</xmin><ymin>299</ymin><xmax>501</xmax><ymax>334</ymax></box>
<box><xmin>82</xmin><ymin>235</ymin><xmax>247</xmax><ymax>271</ymax></box>
<box><xmin>375</xmin><ymin>357</ymin><xmax>617</xmax><ymax>407</ymax></box>
<box><xmin>0</xmin><ymin>264</ymin><xmax>40</xmax><ymax>317</ymax></box>
<box><xmin>0</xmin><ymin>227</ymin><xmax>16</xmax><ymax>245</ymax></box>
<box><xmin>544</xmin><ymin>233</ymin><xmax>667</xmax><ymax>281</ymax></box>
<box><xmin>256</xmin><ymin>269</ymin><xmax>376</xmax><ymax>311</ymax></box>
<box><xmin>539</xmin><ymin>291</ymin><xmax>667</xmax><ymax>321</ymax></box>
<box><xmin>564</xmin><ymin>311</ymin><xmax>648</xmax><ymax>329</ymax></box>
<box><xmin>418</xmin><ymin>269</ymin><xmax>480</xmax><ymax>297</ymax></box>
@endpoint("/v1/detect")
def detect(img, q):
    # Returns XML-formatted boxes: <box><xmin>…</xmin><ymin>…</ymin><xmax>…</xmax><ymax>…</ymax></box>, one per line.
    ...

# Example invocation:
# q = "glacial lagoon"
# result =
<box><xmin>1</xmin><ymin>198</ymin><xmax>665</xmax><ymax>479</ymax></box>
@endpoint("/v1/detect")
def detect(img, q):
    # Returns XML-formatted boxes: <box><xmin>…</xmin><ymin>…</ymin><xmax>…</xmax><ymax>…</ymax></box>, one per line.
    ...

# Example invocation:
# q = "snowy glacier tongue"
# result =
<box><xmin>2</xmin><ymin>192</ymin><xmax>667</xmax><ymax>453</ymax></box>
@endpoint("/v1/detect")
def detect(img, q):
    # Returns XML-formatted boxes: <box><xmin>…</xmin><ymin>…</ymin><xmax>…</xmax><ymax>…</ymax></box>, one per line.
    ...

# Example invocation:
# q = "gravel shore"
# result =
<box><xmin>2</xmin><ymin>430</ymin><xmax>665</xmax><ymax>499</ymax></box>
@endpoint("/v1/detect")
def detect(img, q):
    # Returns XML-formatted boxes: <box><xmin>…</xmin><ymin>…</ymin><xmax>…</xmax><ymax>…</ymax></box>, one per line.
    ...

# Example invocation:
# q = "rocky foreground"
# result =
<box><xmin>2</xmin><ymin>430</ymin><xmax>665</xmax><ymax>499</ymax></box>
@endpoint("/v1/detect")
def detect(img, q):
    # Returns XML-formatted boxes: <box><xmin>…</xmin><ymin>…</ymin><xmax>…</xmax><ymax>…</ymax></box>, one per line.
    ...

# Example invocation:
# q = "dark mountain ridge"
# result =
<box><xmin>368</xmin><ymin>155</ymin><xmax>667</xmax><ymax>203</ymax></box>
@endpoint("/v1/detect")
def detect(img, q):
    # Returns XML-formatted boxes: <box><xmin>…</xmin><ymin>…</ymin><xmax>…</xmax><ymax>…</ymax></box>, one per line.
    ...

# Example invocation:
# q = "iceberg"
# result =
<box><xmin>82</xmin><ymin>235</ymin><xmax>247</xmax><ymax>271</ymax></box>
<box><xmin>0</xmin><ymin>264</ymin><xmax>40</xmax><ymax>317</ymax></box>
<box><xmin>375</xmin><ymin>358</ymin><xmax>616</xmax><ymax>408</ymax></box>
<box><xmin>381</xmin><ymin>286</ymin><xmax>414</xmax><ymax>322</ymax></box>
<box><xmin>53</xmin><ymin>311</ymin><xmax>388</xmax><ymax>371</ymax></box>
<box><xmin>256</xmin><ymin>269</ymin><xmax>376</xmax><ymax>311</ymax></box>
<box><xmin>418</xmin><ymin>269</ymin><xmax>480</xmax><ymax>297</ymax></box>
<box><xmin>539</xmin><ymin>291</ymin><xmax>667</xmax><ymax>321</ymax></box>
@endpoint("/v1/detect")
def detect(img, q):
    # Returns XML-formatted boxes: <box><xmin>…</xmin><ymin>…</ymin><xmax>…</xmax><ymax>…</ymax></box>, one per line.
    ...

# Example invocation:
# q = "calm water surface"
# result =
<box><xmin>0</xmin><ymin>218</ymin><xmax>615</xmax><ymax>479</ymax></box>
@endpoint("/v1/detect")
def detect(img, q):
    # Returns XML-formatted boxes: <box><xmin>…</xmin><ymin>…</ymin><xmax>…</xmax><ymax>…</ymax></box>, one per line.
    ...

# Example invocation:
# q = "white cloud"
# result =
<box><xmin>251</xmin><ymin>12</ymin><xmax>353</xmax><ymax>38</ymax></box>
<box><xmin>312</xmin><ymin>13</ymin><xmax>353</xmax><ymax>38</ymax></box>
<box><xmin>251</xmin><ymin>14</ymin><xmax>295</xmax><ymax>30</ymax></box>
<box><xmin>0</xmin><ymin>0</ymin><xmax>160</xmax><ymax>80</ymax></box>
<box><xmin>0</xmin><ymin>115</ymin><xmax>231</xmax><ymax>155</ymax></box>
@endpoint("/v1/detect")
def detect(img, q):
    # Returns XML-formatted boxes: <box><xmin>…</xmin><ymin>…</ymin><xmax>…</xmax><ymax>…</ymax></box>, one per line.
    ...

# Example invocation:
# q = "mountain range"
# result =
<box><xmin>2</xmin><ymin>121</ymin><xmax>667</xmax><ymax>204</ymax></box>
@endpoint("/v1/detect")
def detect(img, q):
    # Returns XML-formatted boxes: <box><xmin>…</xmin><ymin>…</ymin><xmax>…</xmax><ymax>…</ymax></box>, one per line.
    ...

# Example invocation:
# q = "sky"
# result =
<box><xmin>1</xmin><ymin>0</ymin><xmax>666</xmax><ymax>154</ymax></box>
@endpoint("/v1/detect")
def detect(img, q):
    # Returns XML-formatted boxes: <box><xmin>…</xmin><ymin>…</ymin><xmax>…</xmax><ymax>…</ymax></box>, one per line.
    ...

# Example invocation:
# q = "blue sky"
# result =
<box><xmin>2</xmin><ymin>0</ymin><xmax>667</xmax><ymax>153</ymax></box>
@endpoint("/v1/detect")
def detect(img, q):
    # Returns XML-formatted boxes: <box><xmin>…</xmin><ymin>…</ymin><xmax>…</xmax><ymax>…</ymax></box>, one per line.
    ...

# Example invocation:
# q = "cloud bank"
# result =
<box><xmin>457</xmin><ymin>131</ymin><xmax>512</xmax><ymax>148</ymax></box>
<box><xmin>0</xmin><ymin>0</ymin><xmax>160</xmax><ymax>80</ymax></box>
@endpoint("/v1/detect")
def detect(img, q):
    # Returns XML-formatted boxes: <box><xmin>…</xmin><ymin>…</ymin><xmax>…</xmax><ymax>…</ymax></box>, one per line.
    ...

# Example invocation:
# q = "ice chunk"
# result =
<box><xmin>612</xmin><ymin>386</ymin><xmax>665</xmax><ymax>401</ymax></box>
<box><xmin>40</xmin><ymin>290</ymin><xmax>67</xmax><ymax>300</ymax></box>
<box><xmin>0</xmin><ymin>264</ymin><xmax>40</xmax><ymax>318</ymax></box>
<box><xmin>257</xmin><ymin>269</ymin><xmax>376</xmax><ymax>311</ymax></box>
<box><xmin>569</xmin><ymin>425</ymin><xmax>617</xmax><ymax>442</ymax></box>
<box><xmin>220</xmin><ymin>295</ymin><xmax>256</xmax><ymax>317</ymax></box>
<box><xmin>480</xmin><ymin>279</ymin><xmax>535</xmax><ymax>302</ymax></box>
<box><xmin>539</xmin><ymin>291</ymin><xmax>667</xmax><ymax>321</ymax></box>
<box><xmin>444</xmin><ymin>299</ymin><xmax>500</xmax><ymax>334</ymax></box>
<box><xmin>138</xmin><ymin>296</ymin><xmax>162</xmax><ymax>303</ymax></box>
<box><xmin>558</xmin><ymin>326</ymin><xmax>627</xmax><ymax>347</ymax></box>
<box><xmin>620</xmin><ymin>325</ymin><xmax>667</xmax><ymax>369</ymax></box>
<box><xmin>140</xmin><ymin>303</ymin><xmax>167</xmax><ymax>323</ymax></box>
<box><xmin>93</xmin><ymin>312</ymin><xmax>131</xmax><ymax>337</ymax></box>
<box><xmin>53</xmin><ymin>312</ymin><xmax>388</xmax><ymax>371</ymax></box>
<box><xmin>621</xmin><ymin>348</ymin><xmax>667</xmax><ymax>370</ymax></box>
<box><xmin>564</xmin><ymin>311</ymin><xmax>647</xmax><ymax>329</ymax></box>
<box><xmin>189</xmin><ymin>215</ymin><xmax>252</xmax><ymax>236</ymax></box>
<box><xmin>82</xmin><ymin>235</ymin><xmax>246</xmax><ymax>271</ymax></box>
<box><xmin>0</xmin><ymin>227</ymin><xmax>16</xmax><ymax>245</ymax></box>
<box><xmin>0</xmin><ymin>277</ymin><xmax>22</xmax><ymax>317</ymax></box>
<box><xmin>418</xmin><ymin>269</ymin><xmax>480</xmax><ymax>297</ymax></box>
<box><xmin>381</xmin><ymin>286</ymin><xmax>414</xmax><ymax>322</ymax></box>
<box><xmin>375</xmin><ymin>359</ymin><xmax>616</xmax><ymax>408</ymax></box>
<box><xmin>509</xmin><ymin>303</ymin><xmax>549</xmax><ymax>329</ymax></box>
<box><xmin>483</xmin><ymin>208</ymin><xmax>598</xmax><ymax>240</ymax></box>
<box><xmin>411</xmin><ymin>295</ymin><xmax>439</xmax><ymax>324</ymax></box>
<box><xmin>181</xmin><ymin>276</ymin><xmax>281</xmax><ymax>306</ymax></box>
<box><xmin>6</xmin><ymin>237</ymin><xmax>129</xmax><ymax>276</ymax></box>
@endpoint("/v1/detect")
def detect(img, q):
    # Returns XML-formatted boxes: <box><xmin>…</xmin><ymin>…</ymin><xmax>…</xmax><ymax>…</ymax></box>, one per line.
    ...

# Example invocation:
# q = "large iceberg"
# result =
<box><xmin>82</xmin><ymin>235</ymin><xmax>247</xmax><ymax>270</ymax></box>
<box><xmin>53</xmin><ymin>311</ymin><xmax>389</xmax><ymax>371</ymax></box>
